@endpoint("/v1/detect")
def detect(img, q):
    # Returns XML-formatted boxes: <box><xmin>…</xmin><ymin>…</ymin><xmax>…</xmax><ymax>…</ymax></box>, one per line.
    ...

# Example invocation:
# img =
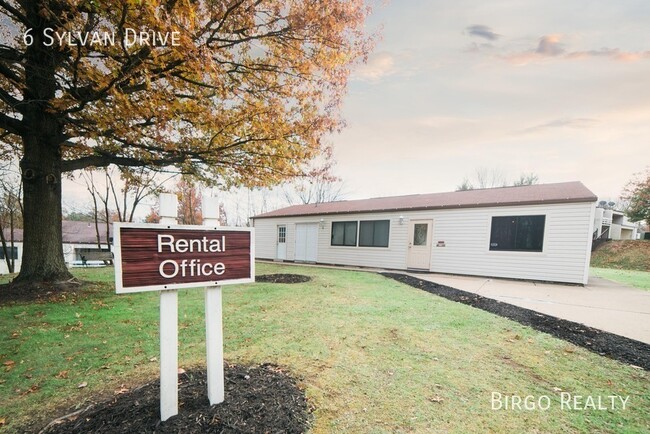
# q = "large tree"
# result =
<box><xmin>622</xmin><ymin>169</ymin><xmax>650</xmax><ymax>225</ymax></box>
<box><xmin>0</xmin><ymin>0</ymin><xmax>371</xmax><ymax>288</ymax></box>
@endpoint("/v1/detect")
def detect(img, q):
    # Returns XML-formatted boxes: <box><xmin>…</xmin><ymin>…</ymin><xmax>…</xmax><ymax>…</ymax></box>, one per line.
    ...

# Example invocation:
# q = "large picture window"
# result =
<box><xmin>490</xmin><ymin>215</ymin><xmax>545</xmax><ymax>252</ymax></box>
<box><xmin>359</xmin><ymin>220</ymin><xmax>390</xmax><ymax>247</ymax></box>
<box><xmin>331</xmin><ymin>221</ymin><xmax>358</xmax><ymax>246</ymax></box>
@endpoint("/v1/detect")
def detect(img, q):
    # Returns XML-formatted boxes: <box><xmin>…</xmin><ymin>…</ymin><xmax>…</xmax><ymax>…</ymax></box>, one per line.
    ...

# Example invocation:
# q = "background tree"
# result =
<box><xmin>62</xmin><ymin>207</ymin><xmax>97</xmax><ymax>222</ymax></box>
<box><xmin>176</xmin><ymin>176</ymin><xmax>202</xmax><ymax>225</ymax></box>
<box><xmin>81</xmin><ymin>169</ymin><xmax>113</xmax><ymax>252</ymax></box>
<box><xmin>282</xmin><ymin>147</ymin><xmax>345</xmax><ymax>205</ymax></box>
<box><xmin>0</xmin><ymin>1</ymin><xmax>372</xmax><ymax>289</ymax></box>
<box><xmin>513</xmin><ymin>173</ymin><xmax>539</xmax><ymax>187</ymax></box>
<box><xmin>456</xmin><ymin>168</ymin><xmax>539</xmax><ymax>191</ymax></box>
<box><xmin>0</xmin><ymin>161</ymin><xmax>23</xmax><ymax>273</ymax></box>
<box><xmin>143</xmin><ymin>206</ymin><xmax>160</xmax><ymax>224</ymax></box>
<box><xmin>622</xmin><ymin>169</ymin><xmax>650</xmax><ymax>225</ymax></box>
<box><xmin>109</xmin><ymin>167</ymin><xmax>174</xmax><ymax>223</ymax></box>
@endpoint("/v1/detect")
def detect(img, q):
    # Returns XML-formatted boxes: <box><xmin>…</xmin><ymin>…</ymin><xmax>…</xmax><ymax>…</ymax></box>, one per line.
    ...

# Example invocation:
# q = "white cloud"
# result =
<box><xmin>502</xmin><ymin>34</ymin><xmax>650</xmax><ymax>65</ymax></box>
<box><xmin>352</xmin><ymin>51</ymin><xmax>397</xmax><ymax>82</ymax></box>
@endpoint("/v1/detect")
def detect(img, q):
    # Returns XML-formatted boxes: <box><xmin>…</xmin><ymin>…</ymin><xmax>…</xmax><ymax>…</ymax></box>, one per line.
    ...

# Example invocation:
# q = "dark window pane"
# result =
<box><xmin>490</xmin><ymin>215</ymin><xmax>545</xmax><ymax>252</ymax></box>
<box><xmin>332</xmin><ymin>221</ymin><xmax>357</xmax><ymax>246</ymax></box>
<box><xmin>331</xmin><ymin>222</ymin><xmax>345</xmax><ymax>245</ymax></box>
<box><xmin>490</xmin><ymin>217</ymin><xmax>516</xmax><ymax>250</ymax></box>
<box><xmin>359</xmin><ymin>221</ymin><xmax>374</xmax><ymax>246</ymax></box>
<box><xmin>373</xmin><ymin>220</ymin><xmax>389</xmax><ymax>247</ymax></box>
<box><xmin>516</xmin><ymin>216</ymin><xmax>545</xmax><ymax>251</ymax></box>
<box><xmin>344</xmin><ymin>222</ymin><xmax>357</xmax><ymax>246</ymax></box>
<box><xmin>359</xmin><ymin>220</ymin><xmax>390</xmax><ymax>247</ymax></box>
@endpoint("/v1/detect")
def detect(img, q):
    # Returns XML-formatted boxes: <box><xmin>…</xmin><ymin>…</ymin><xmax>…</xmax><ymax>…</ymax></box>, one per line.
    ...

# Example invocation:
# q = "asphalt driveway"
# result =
<box><xmin>409</xmin><ymin>272</ymin><xmax>650</xmax><ymax>344</ymax></box>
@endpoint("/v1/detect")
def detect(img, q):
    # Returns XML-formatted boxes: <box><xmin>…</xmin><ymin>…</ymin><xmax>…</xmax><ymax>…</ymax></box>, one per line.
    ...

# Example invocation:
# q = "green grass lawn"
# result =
<box><xmin>590</xmin><ymin>267</ymin><xmax>650</xmax><ymax>291</ymax></box>
<box><xmin>1</xmin><ymin>264</ymin><xmax>649</xmax><ymax>433</ymax></box>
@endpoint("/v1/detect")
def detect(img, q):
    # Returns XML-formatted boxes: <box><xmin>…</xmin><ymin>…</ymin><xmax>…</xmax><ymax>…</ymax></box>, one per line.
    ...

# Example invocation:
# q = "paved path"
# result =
<box><xmin>409</xmin><ymin>273</ymin><xmax>650</xmax><ymax>344</ymax></box>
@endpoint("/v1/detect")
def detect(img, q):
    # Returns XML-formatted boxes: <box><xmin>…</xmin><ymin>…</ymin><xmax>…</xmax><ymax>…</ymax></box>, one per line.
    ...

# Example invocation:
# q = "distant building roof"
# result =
<box><xmin>2</xmin><ymin>221</ymin><xmax>113</xmax><ymax>244</ymax></box>
<box><xmin>252</xmin><ymin>181</ymin><xmax>597</xmax><ymax>219</ymax></box>
<box><xmin>62</xmin><ymin>220</ymin><xmax>113</xmax><ymax>244</ymax></box>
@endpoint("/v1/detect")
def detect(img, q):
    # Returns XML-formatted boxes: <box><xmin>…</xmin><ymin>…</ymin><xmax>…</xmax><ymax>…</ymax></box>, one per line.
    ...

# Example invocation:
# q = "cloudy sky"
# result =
<box><xmin>331</xmin><ymin>0</ymin><xmax>650</xmax><ymax>201</ymax></box>
<box><xmin>62</xmin><ymin>0</ymin><xmax>649</xmax><ymax>218</ymax></box>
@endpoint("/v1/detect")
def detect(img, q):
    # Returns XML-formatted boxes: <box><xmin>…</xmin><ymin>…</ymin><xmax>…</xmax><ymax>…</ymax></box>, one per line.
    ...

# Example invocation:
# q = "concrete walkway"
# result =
<box><xmin>409</xmin><ymin>272</ymin><xmax>650</xmax><ymax>344</ymax></box>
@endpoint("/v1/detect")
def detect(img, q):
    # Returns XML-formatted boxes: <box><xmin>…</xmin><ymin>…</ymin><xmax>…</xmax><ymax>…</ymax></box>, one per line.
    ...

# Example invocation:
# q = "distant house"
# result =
<box><xmin>0</xmin><ymin>221</ymin><xmax>113</xmax><ymax>274</ymax></box>
<box><xmin>593</xmin><ymin>207</ymin><xmax>638</xmax><ymax>241</ymax></box>
<box><xmin>251</xmin><ymin>182</ymin><xmax>598</xmax><ymax>285</ymax></box>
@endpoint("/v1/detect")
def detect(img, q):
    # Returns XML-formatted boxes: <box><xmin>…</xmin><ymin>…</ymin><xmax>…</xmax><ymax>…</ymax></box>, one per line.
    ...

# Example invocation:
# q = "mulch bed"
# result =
<box><xmin>37</xmin><ymin>364</ymin><xmax>311</xmax><ymax>434</ymax></box>
<box><xmin>382</xmin><ymin>273</ymin><xmax>650</xmax><ymax>370</ymax></box>
<box><xmin>256</xmin><ymin>274</ymin><xmax>311</xmax><ymax>284</ymax></box>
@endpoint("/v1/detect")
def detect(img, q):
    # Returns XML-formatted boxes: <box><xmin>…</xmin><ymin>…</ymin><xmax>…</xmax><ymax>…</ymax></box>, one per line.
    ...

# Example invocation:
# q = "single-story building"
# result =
<box><xmin>251</xmin><ymin>181</ymin><xmax>598</xmax><ymax>284</ymax></box>
<box><xmin>0</xmin><ymin>221</ymin><xmax>113</xmax><ymax>274</ymax></box>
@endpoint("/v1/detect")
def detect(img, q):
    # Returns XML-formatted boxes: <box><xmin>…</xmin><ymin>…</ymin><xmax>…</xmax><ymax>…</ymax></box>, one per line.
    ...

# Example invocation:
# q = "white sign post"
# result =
<box><xmin>202</xmin><ymin>196</ymin><xmax>225</xmax><ymax>405</ymax></box>
<box><xmin>112</xmin><ymin>193</ymin><xmax>254</xmax><ymax>422</ymax></box>
<box><xmin>159</xmin><ymin>193</ymin><xmax>179</xmax><ymax>421</ymax></box>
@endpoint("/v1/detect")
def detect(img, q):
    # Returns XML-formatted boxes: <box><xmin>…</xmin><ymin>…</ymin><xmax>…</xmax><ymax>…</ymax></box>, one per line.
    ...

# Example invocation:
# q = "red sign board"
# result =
<box><xmin>114</xmin><ymin>223</ymin><xmax>254</xmax><ymax>293</ymax></box>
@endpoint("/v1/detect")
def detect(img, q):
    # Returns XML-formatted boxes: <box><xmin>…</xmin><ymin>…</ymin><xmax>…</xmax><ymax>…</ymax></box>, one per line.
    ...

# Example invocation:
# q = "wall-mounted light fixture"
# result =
<box><xmin>319</xmin><ymin>218</ymin><xmax>325</xmax><ymax>229</ymax></box>
<box><xmin>399</xmin><ymin>215</ymin><xmax>405</xmax><ymax>225</ymax></box>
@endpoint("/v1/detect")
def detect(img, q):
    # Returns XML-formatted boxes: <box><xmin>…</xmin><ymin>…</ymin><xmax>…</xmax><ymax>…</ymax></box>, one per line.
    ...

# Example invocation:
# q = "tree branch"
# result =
<box><xmin>61</xmin><ymin>152</ymin><xmax>186</xmax><ymax>173</ymax></box>
<box><xmin>0</xmin><ymin>45</ymin><xmax>24</xmax><ymax>62</ymax></box>
<box><xmin>0</xmin><ymin>62</ymin><xmax>22</xmax><ymax>84</ymax></box>
<box><xmin>0</xmin><ymin>0</ymin><xmax>28</xmax><ymax>24</ymax></box>
<box><xmin>0</xmin><ymin>112</ymin><xmax>23</xmax><ymax>134</ymax></box>
<box><xmin>0</xmin><ymin>86</ymin><xmax>21</xmax><ymax>109</ymax></box>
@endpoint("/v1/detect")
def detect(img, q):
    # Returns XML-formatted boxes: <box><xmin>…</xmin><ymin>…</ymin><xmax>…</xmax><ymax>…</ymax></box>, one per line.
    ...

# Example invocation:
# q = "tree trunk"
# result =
<box><xmin>14</xmin><ymin>137</ymin><xmax>72</xmax><ymax>285</ymax></box>
<box><xmin>13</xmin><ymin>3</ymin><xmax>73</xmax><ymax>286</ymax></box>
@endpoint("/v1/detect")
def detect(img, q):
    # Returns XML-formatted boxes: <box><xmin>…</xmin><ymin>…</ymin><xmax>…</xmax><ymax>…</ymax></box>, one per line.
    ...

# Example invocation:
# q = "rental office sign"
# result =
<box><xmin>113</xmin><ymin>209</ymin><xmax>255</xmax><ymax>422</ymax></box>
<box><xmin>114</xmin><ymin>224</ymin><xmax>254</xmax><ymax>293</ymax></box>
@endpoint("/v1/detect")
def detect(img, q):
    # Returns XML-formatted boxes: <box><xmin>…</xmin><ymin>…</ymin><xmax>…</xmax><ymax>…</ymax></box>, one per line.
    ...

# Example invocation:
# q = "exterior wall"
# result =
<box><xmin>0</xmin><ymin>241</ymin><xmax>23</xmax><ymax>275</ymax></box>
<box><xmin>253</xmin><ymin>201</ymin><xmax>596</xmax><ymax>284</ymax></box>
<box><xmin>63</xmin><ymin>243</ymin><xmax>112</xmax><ymax>264</ymax></box>
<box><xmin>0</xmin><ymin>242</ymin><xmax>112</xmax><ymax>274</ymax></box>
<box><xmin>593</xmin><ymin>208</ymin><xmax>605</xmax><ymax>237</ymax></box>
<box><xmin>619</xmin><ymin>228</ymin><xmax>635</xmax><ymax>240</ymax></box>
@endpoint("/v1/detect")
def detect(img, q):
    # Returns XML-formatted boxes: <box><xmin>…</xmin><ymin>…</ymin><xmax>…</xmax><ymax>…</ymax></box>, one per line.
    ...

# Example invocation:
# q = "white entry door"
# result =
<box><xmin>407</xmin><ymin>219</ymin><xmax>433</xmax><ymax>270</ymax></box>
<box><xmin>295</xmin><ymin>223</ymin><xmax>318</xmax><ymax>262</ymax></box>
<box><xmin>276</xmin><ymin>225</ymin><xmax>287</xmax><ymax>260</ymax></box>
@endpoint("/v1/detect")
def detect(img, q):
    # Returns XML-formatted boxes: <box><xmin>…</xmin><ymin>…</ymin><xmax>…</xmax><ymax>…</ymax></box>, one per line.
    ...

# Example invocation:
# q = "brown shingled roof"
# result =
<box><xmin>252</xmin><ymin>181</ymin><xmax>597</xmax><ymax>219</ymax></box>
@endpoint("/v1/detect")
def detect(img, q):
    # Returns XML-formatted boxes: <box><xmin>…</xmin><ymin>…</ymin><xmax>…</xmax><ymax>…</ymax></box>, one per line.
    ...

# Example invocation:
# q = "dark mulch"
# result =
<box><xmin>256</xmin><ymin>274</ymin><xmax>311</xmax><ymax>284</ymax></box>
<box><xmin>36</xmin><ymin>364</ymin><xmax>311</xmax><ymax>434</ymax></box>
<box><xmin>382</xmin><ymin>273</ymin><xmax>650</xmax><ymax>370</ymax></box>
<box><xmin>0</xmin><ymin>279</ymin><xmax>84</xmax><ymax>305</ymax></box>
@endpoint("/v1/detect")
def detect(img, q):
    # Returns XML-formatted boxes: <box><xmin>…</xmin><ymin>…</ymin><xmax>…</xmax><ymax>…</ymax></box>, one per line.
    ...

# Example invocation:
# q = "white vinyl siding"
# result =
<box><xmin>252</xmin><ymin>201</ymin><xmax>595</xmax><ymax>284</ymax></box>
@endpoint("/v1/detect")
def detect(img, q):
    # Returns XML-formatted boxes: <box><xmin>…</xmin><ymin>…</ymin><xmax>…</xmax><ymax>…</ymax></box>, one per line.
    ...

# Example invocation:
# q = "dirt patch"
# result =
<box><xmin>382</xmin><ymin>273</ymin><xmax>650</xmax><ymax>370</ymax></box>
<box><xmin>35</xmin><ymin>364</ymin><xmax>311</xmax><ymax>434</ymax></box>
<box><xmin>0</xmin><ymin>279</ymin><xmax>84</xmax><ymax>305</ymax></box>
<box><xmin>256</xmin><ymin>274</ymin><xmax>312</xmax><ymax>284</ymax></box>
